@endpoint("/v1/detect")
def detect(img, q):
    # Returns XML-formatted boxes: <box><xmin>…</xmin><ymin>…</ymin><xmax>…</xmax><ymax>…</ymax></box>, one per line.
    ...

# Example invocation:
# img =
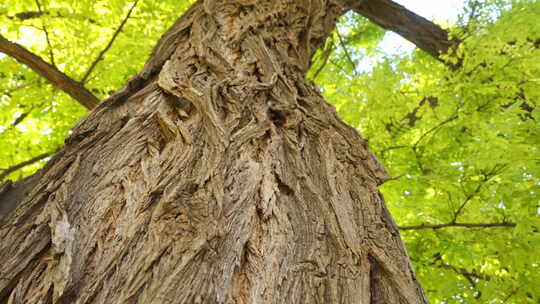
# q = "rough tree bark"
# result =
<box><xmin>0</xmin><ymin>0</ymin><xmax>428</xmax><ymax>303</ymax></box>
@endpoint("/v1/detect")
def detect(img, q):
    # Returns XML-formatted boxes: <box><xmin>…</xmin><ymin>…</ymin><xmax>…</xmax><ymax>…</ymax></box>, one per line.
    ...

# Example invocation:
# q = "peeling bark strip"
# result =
<box><xmin>0</xmin><ymin>1</ymin><xmax>427</xmax><ymax>303</ymax></box>
<box><xmin>0</xmin><ymin>35</ymin><xmax>99</xmax><ymax>110</ymax></box>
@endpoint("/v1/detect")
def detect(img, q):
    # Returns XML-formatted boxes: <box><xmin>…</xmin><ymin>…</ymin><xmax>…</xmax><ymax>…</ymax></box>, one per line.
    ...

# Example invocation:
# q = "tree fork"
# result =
<box><xmin>0</xmin><ymin>1</ymin><xmax>427</xmax><ymax>303</ymax></box>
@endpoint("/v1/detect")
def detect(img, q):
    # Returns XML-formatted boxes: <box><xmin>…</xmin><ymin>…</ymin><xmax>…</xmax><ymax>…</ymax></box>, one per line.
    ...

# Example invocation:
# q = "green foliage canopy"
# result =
<box><xmin>1</xmin><ymin>0</ymin><xmax>538</xmax><ymax>303</ymax></box>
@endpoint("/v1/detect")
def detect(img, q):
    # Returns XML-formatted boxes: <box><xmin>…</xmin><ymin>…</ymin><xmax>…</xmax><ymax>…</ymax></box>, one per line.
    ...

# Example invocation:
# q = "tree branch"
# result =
<box><xmin>425</xmin><ymin>252</ymin><xmax>491</xmax><ymax>290</ymax></box>
<box><xmin>413</xmin><ymin>113</ymin><xmax>458</xmax><ymax>150</ymax></box>
<box><xmin>8</xmin><ymin>10</ymin><xmax>98</xmax><ymax>24</ymax></box>
<box><xmin>399</xmin><ymin>222</ymin><xmax>517</xmax><ymax>230</ymax></box>
<box><xmin>452</xmin><ymin>165</ymin><xmax>506</xmax><ymax>222</ymax></box>
<box><xmin>351</xmin><ymin>0</ymin><xmax>458</xmax><ymax>61</ymax></box>
<box><xmin>438</xmin><ymin>262</ymin><xmax>491</xmax><ymax>284</ymax></box>
<box><xmin>401</xmin><ymin>96</ymin><xmax>439</xmax><ymax>127</ymax></box>
<box><xmin>0</xmin><ymin>152</ymin><xmax>52</xmax><ymax>181</ymax></box>
<box><xmin>311</xmin><ymin>40</ymin><xmax>335</xmax><ymax>81</ymax></box>
<box><xmin>11</xmin><ymin>109</ymin><xmax>33</xmax><ymax>128</ymax></box>
<box><xmin>81</xmin><ymin>0</ymin><xmax>139</xmax><ymax>84</ymax></box>
<box><xmin>336</xmin><ymin>28</ymin><xmax>358</xmax><ymax>75</ymax></box>
<box><xmin>1</xmin><ymin>81</ymin><xmax>40</xmax><ymax>97</ymax></box>
<box><xmin>452</xmin><ymin>182</ymin><xmax>484</xmax><ymax>222</ymax></box>
<box><xmin>35</xmin><ymin>0</ymin><xmax>56</xmax><ymax>66</ymax></box>
<box><xmin>8</xmin><ymin>11</ymin><xmax>47</xmax><ymax>21</ymax></box>
<box><xmin>0</xmin><ymin>34</ymin><xmax>99</xmax><ymax>109</ymax></box>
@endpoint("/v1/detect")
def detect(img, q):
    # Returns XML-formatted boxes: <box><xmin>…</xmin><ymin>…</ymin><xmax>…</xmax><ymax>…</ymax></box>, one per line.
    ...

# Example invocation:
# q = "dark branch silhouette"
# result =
<box><xmin>0</xmin><ymin>34</ymin><xmax>99</xmax><ymax>109</ymax></box>
<box><xmin>81</xmin><ymin>0</ymin><xmax>139</xmax><ymax>84</ymax></box>
<box><xmin>0</xmin><ymin>152</ymin><xmax>52</xmax><ymax>181</ymax></box>
<box><xmin>351</xmin><ymin>0</ymin><xmax>457</xmax><ymax>61</ymax></box>
<box><xmin>35</xmin><ymin>0</ymin><xmax>56</xmax><ymax>66</ymax></box>
<box><xmin>399</xmin><ymin>222</ymin><xmax>517</xmax><ymax>230</ymax></box>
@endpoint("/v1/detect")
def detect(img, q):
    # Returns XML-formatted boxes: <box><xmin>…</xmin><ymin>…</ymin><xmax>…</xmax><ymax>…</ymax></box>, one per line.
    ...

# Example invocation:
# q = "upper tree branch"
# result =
<box><xmin>0</xmin><ymin>34</ymin><xmax>99</xmax><ymax>109</ymax></box>
<box><xmin>351</xmin><ymin>0</ymin><xmax>458</xmax><ymax>61</ymax></box>
<box><xmin>81</xmin><ymin>0</ymin><xmax>139</xmax><ymax>84</ymax></box>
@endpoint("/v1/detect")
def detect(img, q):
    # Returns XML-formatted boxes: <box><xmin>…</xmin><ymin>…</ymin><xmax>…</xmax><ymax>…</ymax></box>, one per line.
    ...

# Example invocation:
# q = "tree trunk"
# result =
<box><xmin>0</xmin><ymin>1</ymin><xmax>427</xmax><ymax>303</ymax></box>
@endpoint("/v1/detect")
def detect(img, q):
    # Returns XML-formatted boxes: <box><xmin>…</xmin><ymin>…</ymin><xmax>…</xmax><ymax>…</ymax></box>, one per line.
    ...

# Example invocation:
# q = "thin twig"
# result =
<box><xmin>437</xmin><ymin>262</ymin><xmax>491</xmax><ymax>285</ymax></box>
<box><xmin>399</xmin><ymin>222</ymin><xmax>517</xmax><ymax>230</ymax></box>
<box><xmin>35</xmin><ymin>0</ymin><xmax>55</xmax><ymax>66</ymax></box>
<box><xmin>336</xmin><ymin>27</ymin><xmax>357</xmax><ymax>75</ymax></box>
<box><xmin>11</xmin><ymin>109</ymin><xmax>33</xmax><ymax>127</ymax></box>
<box><xmin>413</xmin><ymin>114</ymin><xmax>458</xmax><ymax>150</ymax></box>
<box><xmin>382</xmin><ymin>174</ymin><xmax>405</xmax><ymax>183</ymax></box>
<box><xmin>1</xmin><ymin>81</ymin><xmax>40</xmax><ymax>97</ymax></box>
<box><xmin>0</xmin><ymin>152</ymin><xmax>52</xmax><ymax>181</ymax></box>
<box><xmin>311</xmin><ymin>40</ymin><xmax>335</xmax><ymax>81</ymax></box>
<box><xmin>502</xmin><ymin>287</ymin><xmax>520</xmax><ymax>303</ymax></box>
<box><xmin>81</xmin><ymin>0</ymin><xmax>139</xmax><ymax>84</ymax></box>
<box><xmin>452</xmin><ymin>166</ymin><xmax>505</xmax><ymax>222</ymax></box>
<box><xmin>379</xmin><ymin>145</ymin><xmax>410</xmax><ymax>155</ymax></box>
<box><xmin>452</xmin><ymin>182</ymin><xmax>484</xmax><ymax>222</ymax></box>
<box><xmin>412</xmin><ymin>253</ymin><xmax>491</xmax><ymax>289</ymax></box>
<box><xmin>328</xmin><ymin>59</ymin><xmax>347</xmax><ymax>75</ymax></box>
